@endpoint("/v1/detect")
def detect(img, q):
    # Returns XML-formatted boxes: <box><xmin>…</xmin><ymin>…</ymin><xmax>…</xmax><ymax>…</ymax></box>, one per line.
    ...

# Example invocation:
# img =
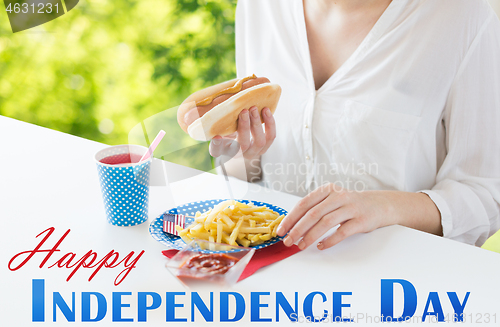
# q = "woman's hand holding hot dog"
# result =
<box><xmin>277</xmin><ymin>184</ymin><xmax>443</xmax><ymax>250</ymax></box>
<box><xmin>209</xmin><ymin>106</ymin><xmax>276</xmax><ymax>160</ymax></box>
<box><xmin>176</xmin><ymin>75</ymin><xmax>281</xmax><ymax>180</ymax></box>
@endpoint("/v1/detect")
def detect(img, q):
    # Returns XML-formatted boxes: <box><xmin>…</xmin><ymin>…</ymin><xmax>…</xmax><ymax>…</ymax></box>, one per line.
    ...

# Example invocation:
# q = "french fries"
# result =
<box><xmin>175</xmin><ymin>200</ymin><xmax>285</xmax><ymax>247</ymax></box>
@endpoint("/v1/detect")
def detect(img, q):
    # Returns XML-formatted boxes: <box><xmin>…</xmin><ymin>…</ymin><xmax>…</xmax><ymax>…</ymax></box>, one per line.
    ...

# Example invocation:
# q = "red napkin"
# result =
<box><xmin>162</xmin><ymin>241</ymin><xmax>300</xmax><ymax>282</ymax></box>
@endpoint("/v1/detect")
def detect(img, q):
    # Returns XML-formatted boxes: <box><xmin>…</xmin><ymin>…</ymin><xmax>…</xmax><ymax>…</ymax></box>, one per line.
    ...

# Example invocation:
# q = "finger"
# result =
<box><xmin>277</xmin><ymin>184</ymin><xmax>335</xmax><ymax>238</ymax></box>
<box><xmin>244</xmin><ymin>106</ymin><xmax>266</xmax><ymax>158</ymax></box>
<box><xmin>284</xmin><ymin>194</ymin><xmax>342</xmax><ymax>247</ymax></box>
<box><xmin>184</xmin><ymin>108</ymin><xmax>200</xmax><ymax>126</ymax></box>
<box><xmin>209</xmin><ymin>136</ymin><xmax>224</xmax><ymax>157</ymax></box>
<box><xmin>225</xmin><ymin>132</ymin><xmax>238</xmax><ymax>139</ymax></box>
<box><xmin>219</xmin><ymin>138</ymin><xmax>240</xmax><ymax>162</ymax></box>
<box><xmin>236</xmin><ymin>109</ymin><xmax>251</xmax><ymax>152</ymax></box>
<box><xmin>317</xmin><ymin>218</ymin><xmax>364</xmax><ymax>250</ymax></box>
<box><xmin>258</xmin><ymin>108</ymin><xmax>276</xmax><ymax>156</ymax></box>
<box><xmin>297</xmin><ymin>206</ymin><xmax>353</xmax><ymax>250</ymax></box>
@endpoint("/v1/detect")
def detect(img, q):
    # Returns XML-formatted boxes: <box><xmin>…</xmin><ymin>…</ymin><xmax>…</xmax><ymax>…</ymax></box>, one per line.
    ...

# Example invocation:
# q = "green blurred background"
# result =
<box><xmin>1</xmin><ymin>0</ymin><xmax>500</xmax><ymax>253</ymax></box>
<box><xmin>0</xmin><ymin>0</ymin><xmax>237</xmax><ymax>171</ymax></box>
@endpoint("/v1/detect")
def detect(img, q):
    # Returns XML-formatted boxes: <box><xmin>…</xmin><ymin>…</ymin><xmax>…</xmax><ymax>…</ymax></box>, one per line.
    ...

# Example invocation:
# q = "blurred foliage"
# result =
<box><xmin>0</xmin><ymin>0</ymin><xmax>236</xmax><ymax>170</ymax></box>
<box><xmin>482</xmin><ymin>232</ymin><xmax>500</xmax><ymax>254</ymax></box>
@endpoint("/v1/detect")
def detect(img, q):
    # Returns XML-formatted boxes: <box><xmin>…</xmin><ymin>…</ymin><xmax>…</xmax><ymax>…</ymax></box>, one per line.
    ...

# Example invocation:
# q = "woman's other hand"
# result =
<box><xmin>277</xmin><ymin>183</ymin><xmax>442</xmax><ymax>250</ymax></box>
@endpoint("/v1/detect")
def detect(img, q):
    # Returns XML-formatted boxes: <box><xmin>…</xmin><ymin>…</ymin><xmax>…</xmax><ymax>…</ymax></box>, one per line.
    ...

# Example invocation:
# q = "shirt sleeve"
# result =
<box><xmin>235</xmin><ymin>0</ymin><xmax>249</xmax><ymax>78</ymax></box>
<box><xmin>420</xmin><ymin>13</ymin><xmax>500</xmax><ymax>246</ymax></box>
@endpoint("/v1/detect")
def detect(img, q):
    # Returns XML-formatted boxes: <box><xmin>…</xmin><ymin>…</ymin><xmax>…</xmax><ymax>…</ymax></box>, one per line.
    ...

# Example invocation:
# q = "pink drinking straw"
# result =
<box><xmin>139</xmin><ymin>130</ymin><xmax>166</xmax><ymax>162</ymax></box>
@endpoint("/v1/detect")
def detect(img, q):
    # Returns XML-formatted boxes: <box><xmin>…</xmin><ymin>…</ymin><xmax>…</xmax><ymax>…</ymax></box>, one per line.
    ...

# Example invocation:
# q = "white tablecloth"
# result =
<box><xmin>1</xmin><ymin>116</ymin><xmax>499</xmax><ymax>326</ymax></box>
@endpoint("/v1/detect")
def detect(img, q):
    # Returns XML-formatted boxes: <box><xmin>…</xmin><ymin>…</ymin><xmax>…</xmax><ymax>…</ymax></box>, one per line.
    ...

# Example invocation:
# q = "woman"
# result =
<box><xmin>203</xmin><ymin>0</ymin><xmax>500</xmax><ymax>250</ymax></box>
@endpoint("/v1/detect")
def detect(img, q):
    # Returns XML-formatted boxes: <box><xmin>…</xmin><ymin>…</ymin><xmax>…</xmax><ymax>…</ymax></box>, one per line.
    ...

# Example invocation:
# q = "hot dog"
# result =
<box><xmin>177</xmin><ymin>74</ymin><xmax>281</xmax><ymax>141</ymax></box>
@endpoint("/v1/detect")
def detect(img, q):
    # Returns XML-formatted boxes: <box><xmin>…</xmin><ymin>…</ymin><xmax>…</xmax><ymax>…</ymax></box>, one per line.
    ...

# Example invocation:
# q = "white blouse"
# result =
<box><xmin>235</xmin><ymin>0</ymin><xmax>500</xmax><ymax>246</ymax></box>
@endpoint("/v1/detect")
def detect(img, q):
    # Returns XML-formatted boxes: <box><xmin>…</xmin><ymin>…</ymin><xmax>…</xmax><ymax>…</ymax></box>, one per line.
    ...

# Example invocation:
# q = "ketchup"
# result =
<box><xmin>179</xmin><ymin>253</ymin><xmax>239</xmax><ymax>276</ymax></box>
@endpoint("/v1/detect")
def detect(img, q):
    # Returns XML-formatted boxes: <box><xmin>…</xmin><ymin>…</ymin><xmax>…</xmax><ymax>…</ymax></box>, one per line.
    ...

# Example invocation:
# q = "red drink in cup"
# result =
<box><xmin>99</xmin><ymin>153</ymin><xmax>143</xmax><ymax>165</ymax></box>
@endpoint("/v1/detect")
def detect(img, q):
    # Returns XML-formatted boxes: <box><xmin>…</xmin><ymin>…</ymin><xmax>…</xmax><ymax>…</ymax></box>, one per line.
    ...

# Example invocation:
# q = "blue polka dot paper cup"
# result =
<box><xmin>95</xmin><ymin>145</ymin><xmax>152</xmax><ymax>226</ymax></box>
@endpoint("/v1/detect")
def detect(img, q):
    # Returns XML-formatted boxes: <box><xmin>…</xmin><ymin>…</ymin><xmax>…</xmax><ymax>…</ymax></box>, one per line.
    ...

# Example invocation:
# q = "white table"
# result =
<box><xmin>1</xmin><ymin>115</ymin><xmax>500</xmax><ymax>326</ymax></box>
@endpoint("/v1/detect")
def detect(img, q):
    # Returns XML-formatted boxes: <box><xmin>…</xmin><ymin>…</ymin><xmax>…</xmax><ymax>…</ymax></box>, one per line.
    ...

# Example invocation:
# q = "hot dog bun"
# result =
<box><xmin>177</xmin><ymin>78</ymin><xmax>239</xmax><ymax>133</ymax></box>
<box><xmin>177</xmin><ymin>76</ymin><xmax>281</xmax><ymax>141</ymax></box>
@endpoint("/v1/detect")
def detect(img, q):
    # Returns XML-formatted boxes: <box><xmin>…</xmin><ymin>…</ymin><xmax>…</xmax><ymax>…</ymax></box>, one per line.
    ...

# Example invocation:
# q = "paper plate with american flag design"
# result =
<box><xmin>149</xmin><ymin>199</ymin><xmax>287</xmax><ymax>251</ymax></box>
